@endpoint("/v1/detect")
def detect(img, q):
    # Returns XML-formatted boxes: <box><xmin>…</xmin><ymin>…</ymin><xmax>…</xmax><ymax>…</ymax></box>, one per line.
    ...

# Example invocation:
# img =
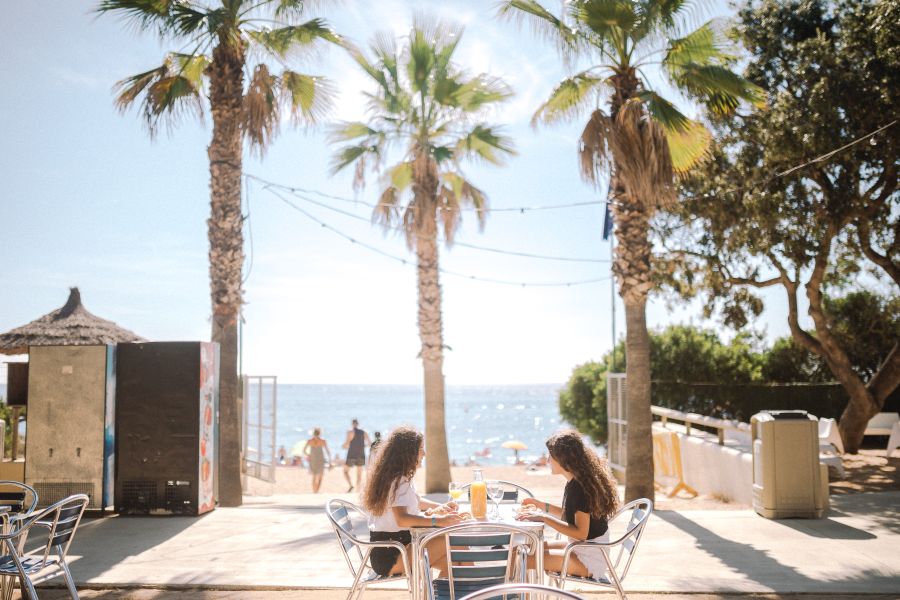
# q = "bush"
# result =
<box><xmin>558</xmin><ymin>361</ymin><xmax>609</xmax><ymax>444</ymax></box>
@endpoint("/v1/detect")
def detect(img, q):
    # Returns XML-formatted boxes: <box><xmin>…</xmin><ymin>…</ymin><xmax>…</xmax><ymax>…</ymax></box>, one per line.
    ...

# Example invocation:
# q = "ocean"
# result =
<box><xmin>0</xmin><ymin>382</ymin><xmax>576</xmax><ymax>465</ymax></box>
<box><xmin>268</xmin><ymin>383</ymin><xmax>570</xmax><ymax>465</ymax></box>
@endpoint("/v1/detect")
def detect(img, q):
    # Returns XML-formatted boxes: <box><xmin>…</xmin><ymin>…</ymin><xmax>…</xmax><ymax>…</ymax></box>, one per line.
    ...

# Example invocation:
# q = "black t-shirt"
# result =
<box><xmin>562</xmin><ymin>479</ymin><xmax>609</xmax><ymax>539</ymax></box>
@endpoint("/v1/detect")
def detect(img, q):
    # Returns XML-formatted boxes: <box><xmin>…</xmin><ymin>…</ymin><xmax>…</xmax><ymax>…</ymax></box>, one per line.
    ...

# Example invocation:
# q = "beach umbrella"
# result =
<box><xmin>0</xmin><ymin>287</ymin><xmax>145</xmax><ymax>355</ymax></box>
<box><xmin>502</xmin><ymin>440</ymin><xmax>528</xmax><ymax>463</ymax></box>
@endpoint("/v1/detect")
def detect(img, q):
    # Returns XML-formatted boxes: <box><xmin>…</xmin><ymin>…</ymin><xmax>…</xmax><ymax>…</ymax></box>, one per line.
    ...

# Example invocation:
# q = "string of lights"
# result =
<box><xmin>245</xmin><ymin>173</ymin><xmax>609</xmax><ymax>214</ymax></box>
<box><xmin>251</xmin><ymin>180</ymin><xmax>610</xmax><ymax>264</ymax></box>
<box><xmin>262</xmin><ymin>186</ymin><xmax>610</xmax><ymax>288</ymax></box>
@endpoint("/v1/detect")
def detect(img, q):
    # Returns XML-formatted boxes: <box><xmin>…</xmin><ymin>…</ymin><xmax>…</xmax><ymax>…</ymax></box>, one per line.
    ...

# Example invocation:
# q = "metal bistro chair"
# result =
<box><xmin>326</xmin><ymin>498</ymin><xmax>411</xmax><ymax>600</ymax></box>
<box><xmin>548</xmin><ymin>498</ymin><xmax>653</xmax><ymax>600</ymax></box>
<box><xmin>0</xmin><ymin>493</ymin><xmax>89</xmax><ymax>600</ymax></box>
<box><xmin>419</xmin><ymin>522</ymin><xmax>541</xmax><ymax>600</ymax></box>
<box><xmin>461</xmin><ymin>481</ymin><xmax>534</xmax><ymax>504</ymax></box>
<box><xmin>460</xmin><ymin>582</ymin><xmax>587</xmax><ymax>600</ymax></box>
<box><xmin>0</xmin><ymin>481</ymin><xmax>38</xmax><ymax>533</ymax></box>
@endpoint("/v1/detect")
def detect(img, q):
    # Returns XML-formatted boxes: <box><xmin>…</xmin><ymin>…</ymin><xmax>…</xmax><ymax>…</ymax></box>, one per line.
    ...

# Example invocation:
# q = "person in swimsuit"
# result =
<box><xmin>363</xmin><ymin>426</ymin><xmax>465</xmax><ymax>577</ymax></box>
<box><xmin>304</xmin><ymin>427</ymin><xmax>332</xmax><ymax>493</ymax></box>
<box><xmin>342</xmin><ymin>418</ymin><xmax>371</xmax><ymax>492</ymax></box>
<box><xmin>516</xmin><ymin>430</ymin><xmax>620</xmax><ymax>580</ymax></box>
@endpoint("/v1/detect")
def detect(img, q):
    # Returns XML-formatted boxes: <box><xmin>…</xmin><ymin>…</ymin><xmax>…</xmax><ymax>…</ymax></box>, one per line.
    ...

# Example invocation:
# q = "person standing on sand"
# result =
<box><xmin>343</xmin><ymin>418</ymin><xmax>371</xmax><ymax>492</ymax></box>
<box><xmin>304</xmin><ymin>428</ymin><xmax>331</xmax><ymax>494</ymax></box>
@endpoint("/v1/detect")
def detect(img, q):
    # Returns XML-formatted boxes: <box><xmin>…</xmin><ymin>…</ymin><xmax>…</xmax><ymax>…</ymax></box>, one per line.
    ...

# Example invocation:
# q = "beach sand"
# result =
<box><xmin>247</xmin><ymin>448</ymin><xmax>897</xmax><ymax>510</ymax></box>
<box><xmin>248</xmin><ymin>463</ymin><xmax>746</xmax><ymax>510</ymax></box>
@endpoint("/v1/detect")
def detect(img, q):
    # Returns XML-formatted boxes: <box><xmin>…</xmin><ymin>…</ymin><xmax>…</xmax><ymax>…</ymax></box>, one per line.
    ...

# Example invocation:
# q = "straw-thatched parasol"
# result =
<box><xmin>0</xmin><ymin>287</ymin><xmax>146</xmax><ymax>355</ymax></box>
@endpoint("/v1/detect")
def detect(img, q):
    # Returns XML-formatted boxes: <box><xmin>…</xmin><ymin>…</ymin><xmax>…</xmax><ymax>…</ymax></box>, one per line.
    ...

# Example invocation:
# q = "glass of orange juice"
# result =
<box><xmin>448</xmin><ymin>481</ymin><xmax>464</xmax><ymax>503</ymax></box>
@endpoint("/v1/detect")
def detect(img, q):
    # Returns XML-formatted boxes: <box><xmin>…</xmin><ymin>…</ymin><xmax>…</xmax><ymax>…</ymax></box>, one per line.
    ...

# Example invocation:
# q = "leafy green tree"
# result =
<box><xmin>560</xmin><ymin>325</ymin><xmax>762</xmax><ymax>441</ymax></box>
<box><xmin>663</xmin><ymin>0</ymin><xmax>899</xmax><ymax>452</ymax></box>
<box><xmin>330</xmin><ymin>17</ymin><xmax>515</xmax><ymax>492</ymax></box>
<box><xmin>499</xmin><ymin>0</ymin><xmax>762</xmax><ymax>501</ymax></box>
<box><xmin>98</xmin><ymin>0</ymin><xmax>342</xmax><ymax>505</ymax></box>
<box><xmin>763</xmin><ymin>291</ymin><xmax>900</xmax><ymax>383</ymax></box>
<box><xmin>559</xmin><ymin>361</ymin><xmax>610</xmax><ymax>444</ymax></box>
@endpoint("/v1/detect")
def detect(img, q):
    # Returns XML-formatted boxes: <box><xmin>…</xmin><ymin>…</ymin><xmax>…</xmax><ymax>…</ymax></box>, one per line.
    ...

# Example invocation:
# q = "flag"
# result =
<box><xmin>602</xmin><ymin>203</ymin><xmax>613</xmax><ymax>240</ymax></box>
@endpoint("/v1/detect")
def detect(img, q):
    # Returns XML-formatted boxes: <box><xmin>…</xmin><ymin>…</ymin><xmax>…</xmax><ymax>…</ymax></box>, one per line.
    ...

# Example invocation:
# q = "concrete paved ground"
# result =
<box><xmin>50</xmin><ymin>491</ymin><xmax>900</xmax><ymax>596</ymax></box>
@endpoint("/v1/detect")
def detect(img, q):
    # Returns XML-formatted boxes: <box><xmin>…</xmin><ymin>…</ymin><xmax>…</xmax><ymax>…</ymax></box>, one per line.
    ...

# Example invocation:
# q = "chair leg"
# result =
<box><xmin>61</xmin><ymin>561</ymin><xmax>80</xmax><ymax>599</ymax></box>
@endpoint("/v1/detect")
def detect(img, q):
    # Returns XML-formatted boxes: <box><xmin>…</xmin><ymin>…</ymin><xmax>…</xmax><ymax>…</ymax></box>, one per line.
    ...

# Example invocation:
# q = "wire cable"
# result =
<box><xmin>263</xmin><ymin>187</ymin><xmax>609</xmax><ymax>287</ymax></box>
<box><xmin>253</xmin><ymin>181</ymin><xmax>610</xmax><ymax>264</ymax></box>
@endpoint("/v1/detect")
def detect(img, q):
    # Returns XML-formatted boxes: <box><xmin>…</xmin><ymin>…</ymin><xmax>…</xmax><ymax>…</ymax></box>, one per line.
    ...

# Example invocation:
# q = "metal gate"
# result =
<box><xmin>242</xmin><ymin>375</ymin><xmax>277</xmax><ymax>483</ymax></box>
<box><xmin>607</xmin><ymin>373</ymin><xmax>627</xmax><ymax>475</ymax></box>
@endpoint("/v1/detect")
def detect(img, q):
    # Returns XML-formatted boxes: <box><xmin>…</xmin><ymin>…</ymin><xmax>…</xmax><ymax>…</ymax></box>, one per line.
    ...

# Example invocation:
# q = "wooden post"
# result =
<box><xmin>11</xmin><ymin>406</ymin><xmax>21</xmax><ymax>460</ymax></box>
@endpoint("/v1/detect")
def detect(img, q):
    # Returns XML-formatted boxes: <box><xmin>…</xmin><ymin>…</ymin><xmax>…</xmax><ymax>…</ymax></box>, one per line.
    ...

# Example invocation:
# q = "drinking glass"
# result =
<box><xmin>448</xmin><ymin>481</ymin><xmax>464</xmax><ymax>503</ymax></box>
<box><xmin>487</xmin><ymin>481</ymin><xmax>504</xmax><ymax>519</ymax></box>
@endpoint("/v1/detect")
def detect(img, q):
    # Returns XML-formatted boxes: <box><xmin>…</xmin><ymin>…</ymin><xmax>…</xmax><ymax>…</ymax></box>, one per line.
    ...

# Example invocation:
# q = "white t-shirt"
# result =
<box><xmin>369</xmin><ymin>477</ymin><xmax>420</xmax><ymax>532</ymax></box>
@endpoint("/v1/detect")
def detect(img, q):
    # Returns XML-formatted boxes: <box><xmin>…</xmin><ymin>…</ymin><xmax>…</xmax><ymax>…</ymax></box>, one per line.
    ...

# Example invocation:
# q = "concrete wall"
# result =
<box><xmin>678</xmin><ymin>434</ymin><xmax>753</xmax><ymax>505</ymax></box>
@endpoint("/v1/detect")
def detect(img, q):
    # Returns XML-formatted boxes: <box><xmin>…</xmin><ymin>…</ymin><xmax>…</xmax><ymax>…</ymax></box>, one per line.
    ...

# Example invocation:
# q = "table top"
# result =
<box><xmin>410</xmin><ymin>503</ymin><xmax>544</xmax><ymax>537</ymax></box>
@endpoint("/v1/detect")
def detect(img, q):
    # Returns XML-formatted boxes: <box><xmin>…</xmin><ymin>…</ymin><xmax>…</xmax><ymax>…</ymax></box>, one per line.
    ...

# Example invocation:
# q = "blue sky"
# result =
<box><xmin>0</xmin><ymin>0</ymin><xmax>792</xmax><ymax>385</ymax></box>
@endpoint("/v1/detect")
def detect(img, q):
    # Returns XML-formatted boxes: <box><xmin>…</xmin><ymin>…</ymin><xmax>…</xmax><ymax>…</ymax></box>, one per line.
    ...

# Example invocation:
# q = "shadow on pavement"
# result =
<box><xmin>68</xmin><ymin>515</ymin><xmax>200</xmax><ymax>582</ymax></box>
<box><xmin>655</xmin><ymin>510</ymin><xmax>898</xmax><ymax>592</ymax></box>
<box><xmin>827</xmin><ymin>491</ymin><xmax>900</xmax><ymax>535</ymax></box>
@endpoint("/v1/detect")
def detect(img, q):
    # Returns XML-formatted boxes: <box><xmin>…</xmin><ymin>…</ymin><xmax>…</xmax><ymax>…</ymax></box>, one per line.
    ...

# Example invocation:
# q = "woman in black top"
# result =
<box><xmin>516</xmin><ymin>430</ymin><xmax>620</xmax><ymax>579</ymax></box>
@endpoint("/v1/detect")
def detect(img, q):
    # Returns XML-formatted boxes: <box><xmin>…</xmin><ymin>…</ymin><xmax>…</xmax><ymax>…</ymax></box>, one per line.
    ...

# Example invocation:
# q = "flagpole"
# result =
<box><xmin>604</xmin><ymin>180</ymin><xmax>617</xmax><ymax>372</ymax></box>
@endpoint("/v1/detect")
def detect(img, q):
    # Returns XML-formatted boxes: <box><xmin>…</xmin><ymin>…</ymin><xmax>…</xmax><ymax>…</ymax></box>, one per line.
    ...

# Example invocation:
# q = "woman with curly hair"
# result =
<box><xmin>516</xmin><ymin>429</ymin><xmax>620</xmax><ymax>579</ymax></box>
<box><xmin>363</xmin><ymin>426</ymin><xmax>465</xmax><ymax>577</ymax></box>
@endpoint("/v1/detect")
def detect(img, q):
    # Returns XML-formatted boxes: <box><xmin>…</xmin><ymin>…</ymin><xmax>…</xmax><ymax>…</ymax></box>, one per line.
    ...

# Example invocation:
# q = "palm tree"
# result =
<box><xmin>498</xmin><ymin>0</ymin><xmax>763</xmax><ymax>501</ymax></box>
<box><xmin>97</xmin><ymin>0</ymin><xmax>342</xmax><ymax>506</ymax></box>
<box><xmin>331</xmin><ymin>16</ymin><xmax>515</xmax><ymax>492</ymax></box>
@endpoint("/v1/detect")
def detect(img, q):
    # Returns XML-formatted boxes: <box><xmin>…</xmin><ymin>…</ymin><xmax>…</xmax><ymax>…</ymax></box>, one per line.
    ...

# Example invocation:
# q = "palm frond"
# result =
<box><xmin>665</xmin><ymin>119</ymin><xmax>712</xmax><ymax>173</ymax></box>
<box><xmin>579</xmin><ymin>108</ymin><xmax>615</xmax><ymax>184</ymax></box>
<box><xmin>243</xmin><ymin>63</ymin><xmax>279</xmax><ymax>153</ymax></box>
<box><xmin>663</xmin><ymin>21</ymin><xmax>724</xmax><ymax>69</ymax></box>
<box><xmin>281</xmin><ymin>70</ymin><xmax>335</xmax><ymax>124</ymax></box>
<box><xmin>407</xmin><ymin>21</ymin><xmax>437</xmax><ymax>95</ymax></box>
<box><xmin>609</xmin><ymin>98</ymin><xmax>676</xmax><ymax>204</ymax></box>
<box><xmin>248</xmin><ymin>19</ymin><xmax>342</xmax><ymax>58</ymax></box>
<box><xmin>455</xmin><ymin>125</ymin><xmax>516</xmax><ymax>166</ymax></box>
<box><xmin>169</xmin><ymin>3</ymin><xmax>211</xmax><ymax>37</ymax></box>
<box><xmin>441</xmin><ymin>172</ymin><xmax>488</xmax><ymax>233</ymax></box>
<box><xmin>576</xmin><ymin>0</ymin><xmax>638</xmax><ymax>39</ymax></box>
<box><xmin>96</xmin><ymin>0</ymin><xmax>176</xmax><ymax>36</ymax></box>
<box><xmin>495</xmin><ymin>0</ymin><xmax>579</xmax><ymax>49</ymax></box>
<box><xmin>668</xmin><ymin>63</ymin><xmax>765</xmax><ymax>114</ymax></box>
<box><xmin>451</xmin><ymin>75</ymin><xmax>513</xmax><ymax>111</ymax></box>
<box><xmin>330</xmin><ymin>121</ymin><xmax>379</xmax><ymax>142</ymax></box>
<box><xmin>113</xmin><ymin>55</ymin><xmax>204</xmax><ymax>136</ymax></box>
<box><xmin>532</xmin><ymin>71</ymin><xmax>605</xmax><ymax>126</ymax></box>
<box><xmin>387</xmin><ymin>161</ymin><xmax>414</xmax><ymax>192</ymax></box>
<box><xmin>635</xmin><ymin>89</ymin><xmax>690</xmax><ymax>132</ymax></box>
<box><xmin>373</xmin><ymin>185</ymin><xmax>403</xmax><ymax>229</ymax></box>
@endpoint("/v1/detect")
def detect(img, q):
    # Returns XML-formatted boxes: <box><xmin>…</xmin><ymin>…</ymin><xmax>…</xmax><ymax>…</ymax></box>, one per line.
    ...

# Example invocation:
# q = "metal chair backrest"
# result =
<box><xmin>0</xmin><ymin>480</ymin><xmax>38</xmax><ymax>517</ymax></box>
<box><xmin>325</xmin><ymin>498</ymin><xmax>369</xmax><ymax>577</ymax></box>
<box><xmin>1</xmin><ymin>494</ymin><xmax>89</xmax><ymax>570</ymax></box>
<box><xmin>460</xmin><ymin>582</ymin><xmax>587</xmax><ymax>600</ymax></box>
<box><xmin>419</xmin><ymin>522</ymin><xmax>540</xmax><ymax>600</ymax></box>
<box><xmin>461</xmin><ymin>480</ymin><xmax>534</xmax><ymax>503</ymax></box>
<box><xmin>607</xmin><ymin>498</ymin><xmax>653</xmax><ymax>580</ymax></box>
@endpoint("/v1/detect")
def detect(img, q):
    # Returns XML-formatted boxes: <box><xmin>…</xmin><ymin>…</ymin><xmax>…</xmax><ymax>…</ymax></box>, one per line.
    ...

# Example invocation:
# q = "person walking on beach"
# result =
<box><xmin>342</xmin><ymin>418</ymin><xmax>371</xmax><ymax>492</ymax></box>
<box><xmin>363</xmin><ymin>426</ymin><xmax>464</xmax><ymax>577</ymax></box>
<box><xmin>304</xmin><ymin>427</ymin><xmax>332</xmax><ymax>494</ymax></box>
<box><xmin>516</xmin><ymin>430</ymin><xmax>620</xmax><ymax>580</ymax></box>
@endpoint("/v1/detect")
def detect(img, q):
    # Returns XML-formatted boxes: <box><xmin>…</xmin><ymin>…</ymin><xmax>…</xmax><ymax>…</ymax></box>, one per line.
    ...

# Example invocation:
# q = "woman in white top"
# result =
<box><xmin>363</xmin><ymin>426</ymin><xmax>465</xmax><ymax>577</ymax></box>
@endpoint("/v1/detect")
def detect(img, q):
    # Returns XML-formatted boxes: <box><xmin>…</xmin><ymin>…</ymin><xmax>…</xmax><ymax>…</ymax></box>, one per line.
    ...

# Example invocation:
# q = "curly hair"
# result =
<box><xmin>363</xmin><ymin>426</ymin><xmax>423</xmax><ymax>516</ymax></box>
<box><xmin>547</xmin><ymin>430</ymin><xmax>620</xmax><ymax>519</ymax></box>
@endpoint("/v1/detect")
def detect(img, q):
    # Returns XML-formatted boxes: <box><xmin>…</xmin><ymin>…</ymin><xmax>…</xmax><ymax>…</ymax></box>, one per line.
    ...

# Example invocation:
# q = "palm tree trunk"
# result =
<box><xmin>415</xmin><ymin>225</ymin><xmax>451</xmax><ymax>493</ymax></box>
<box><xmin>611</xmin><ymin>187</ymin><xmax>655</xmax><ymax>502</ymax></box>
<box><xmin>208</xmin><ymin>40</ymin><xmax>246</xmax><ymax>508</ymax></box>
